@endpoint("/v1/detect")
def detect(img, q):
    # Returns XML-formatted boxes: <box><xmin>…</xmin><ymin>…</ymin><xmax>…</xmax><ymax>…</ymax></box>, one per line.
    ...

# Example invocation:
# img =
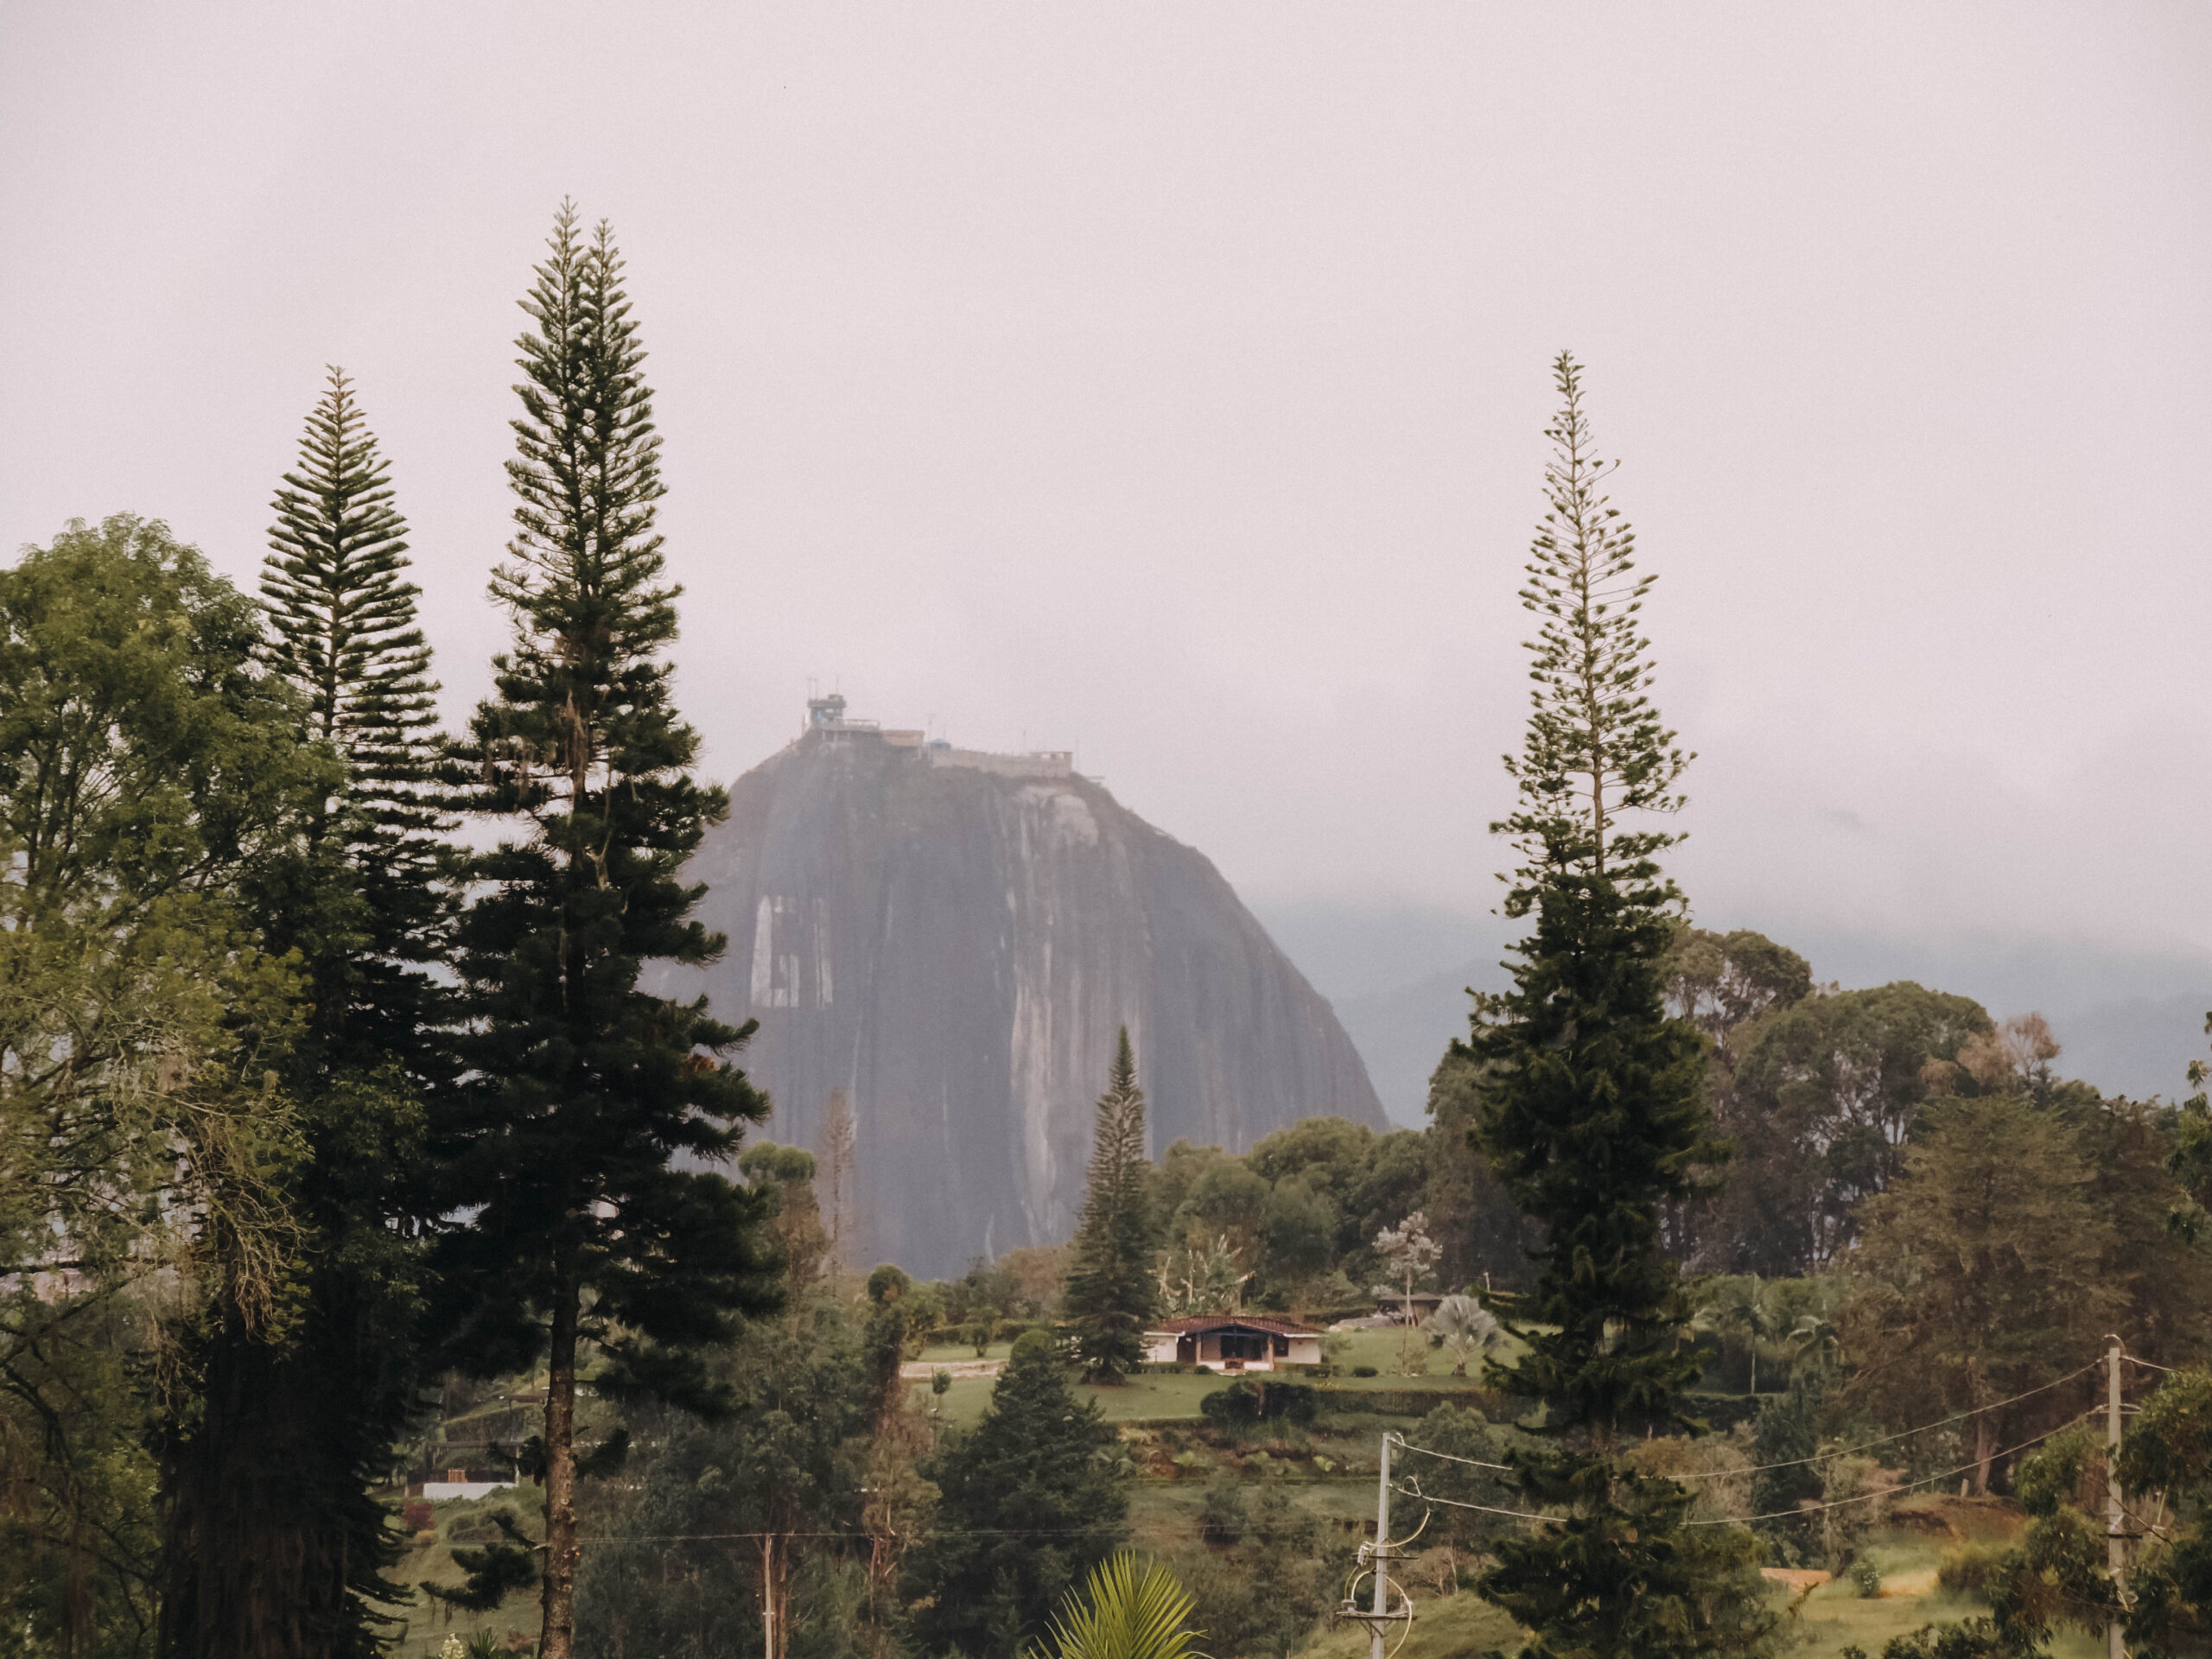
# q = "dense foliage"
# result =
<box><xmin>160</xmin><ymin>367</ymin><xmax>451</xmax><ymax>1659</ymax></box>
<box><xmin>904</xmin><ymin>1329</ymin><xmax>1128</xmax><ymax>1656</ymax></box>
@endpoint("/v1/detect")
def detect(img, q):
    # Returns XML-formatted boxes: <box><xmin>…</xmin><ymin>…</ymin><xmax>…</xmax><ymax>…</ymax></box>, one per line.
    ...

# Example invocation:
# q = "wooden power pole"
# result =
<box><xmin>1338</xmin><ymin>1432</ymin><xmax>1414</xmax><ymax>1654</ymax></box>
<box><xmin>2108</xmin><ymin>1338</ymin><xmax>2126</xmax><ymax>1659</ymax></box>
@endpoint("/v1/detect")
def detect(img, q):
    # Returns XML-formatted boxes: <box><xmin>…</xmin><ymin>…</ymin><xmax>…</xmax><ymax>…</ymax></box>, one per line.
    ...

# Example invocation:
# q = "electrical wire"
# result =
<box><xmin>582</xmin><ymin>1526</ymin><xmax>1135</xmax><ymax>1542</ymax></box>
<box><xmin>1388</xmin><ymin>1360</ymin><xmax>2101</xmax><ymax>1484</ymax></box>
<box><xmin>1681</xmin><ymin>1413</ymin><xmax>2098</xmax><ymax>1526</ymax></box>
<box><xmin>1389</xmin><ymin>1411</ymin><xmax>2098</xmax><ymax>1531</ymax></box>
<box><xmin>1383</xmin><ymin>1433</ymin><xmax>1512</xmax><ymax>1473</ymax></box>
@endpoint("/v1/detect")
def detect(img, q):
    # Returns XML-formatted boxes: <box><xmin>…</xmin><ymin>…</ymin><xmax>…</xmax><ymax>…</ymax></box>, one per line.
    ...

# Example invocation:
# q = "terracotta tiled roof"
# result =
<box><xmin>1147</xmin><ymin>1314</ymin><xmax>1321</xmax><ymax>1338</ymax></box>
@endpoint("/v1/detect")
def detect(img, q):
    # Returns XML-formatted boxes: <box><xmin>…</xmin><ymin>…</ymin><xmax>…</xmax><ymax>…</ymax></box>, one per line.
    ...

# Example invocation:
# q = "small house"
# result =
<box><xmin>1141</xmin><ymin>1314</ymin><xmax>1322</xmax><ymax>1373</ymax></box>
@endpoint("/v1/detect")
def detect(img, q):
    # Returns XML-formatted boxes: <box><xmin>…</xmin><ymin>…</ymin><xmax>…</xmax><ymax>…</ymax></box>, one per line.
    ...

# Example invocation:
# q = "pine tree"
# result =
<box><xmin>259</xmin><ymin>365</ymin><xmax>448</xmax><ymax>1053</ymax></box>
<box><xmin>156</xmin><ymin>375</ymin><xmax>450</xmax><ymax>1658</ymax></box>
<box><xmin>907</xmin><ymin>1328</ymin><xmax>1129</xmax><ymax>1656</ymax></box>
<box><xmin>433</xmin><ymin>202</ymin><xmax>781</xmax><ymax>1659</ymax></box>
<box><xmin>1065</xmin><ymin>1028</ymin><xmax>1158</xmax><ymax>1382</ymax></box>
<box><xmin>1463</xmin><ymin>353</ymin><xmax>1766</xmax><ymax>1658</ymax></box>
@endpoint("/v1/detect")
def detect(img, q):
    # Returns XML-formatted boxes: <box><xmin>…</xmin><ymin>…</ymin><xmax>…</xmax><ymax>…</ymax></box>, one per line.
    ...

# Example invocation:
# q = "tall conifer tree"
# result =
<box><xmin>261</xmin><ymin>366</ymin><xmax>449</xmax><ymax>1049</ymax></box>
<box><xmin>434</xmin><ymin>202</ymin><xmax>780</xmax><ymax>1659</ymax></box>
<box><xmin>1463</xmin><ymin>354</ymin><xmax>1767</xmax><ymax>1657</ymax></box>
<box><xmin>1065</xmin><ymin>1028</ymin><xmax>1157</xmax><ymax>1382</ymax></box>
<box><xmin>157</xmin><ymin>375</ymin><xmax>449</xmax><ymax>1659</ymax></box>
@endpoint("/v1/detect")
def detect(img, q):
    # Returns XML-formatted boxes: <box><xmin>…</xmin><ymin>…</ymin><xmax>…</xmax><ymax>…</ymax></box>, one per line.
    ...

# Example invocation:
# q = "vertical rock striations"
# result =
<box><xmin>664</xmin><ymin>709</ymin><xmax>1385</xmax><ymax>1276</ymax></box>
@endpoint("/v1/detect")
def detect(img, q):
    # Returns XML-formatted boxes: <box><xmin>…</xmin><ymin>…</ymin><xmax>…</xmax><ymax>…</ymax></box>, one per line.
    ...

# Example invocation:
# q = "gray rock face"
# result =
<box><xmin>662</xmin><ymin>721</ymin><xmax>1385</xmax><ymax>1277</ymax></box>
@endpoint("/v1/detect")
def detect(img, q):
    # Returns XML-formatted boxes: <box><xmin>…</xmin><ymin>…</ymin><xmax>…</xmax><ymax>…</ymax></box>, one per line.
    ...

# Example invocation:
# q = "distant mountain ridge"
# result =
<box><xmin>1252</xmin><ymin>899</ymin><xmax>2212</xmax><ymax>1122</ymax></box>
<box><xmin>659</xmin><ymin>704</ymin><xmax>1385</xmax><ymax>1276</ymax></box>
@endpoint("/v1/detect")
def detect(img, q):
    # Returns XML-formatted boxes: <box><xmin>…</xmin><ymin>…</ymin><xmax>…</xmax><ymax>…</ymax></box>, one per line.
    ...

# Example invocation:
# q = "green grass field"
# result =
<box><xmin>910</xmin><ymin>1325</ymin><xmax>1510</xmax><ymax>1428</ymax></box>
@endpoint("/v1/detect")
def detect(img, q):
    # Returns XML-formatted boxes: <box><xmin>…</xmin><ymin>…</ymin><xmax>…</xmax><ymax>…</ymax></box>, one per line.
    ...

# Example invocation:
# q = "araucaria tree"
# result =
<box><xmin>435</xmin><ymin>202</ymin><xmax>781</xmax><ymax>1659</ymax></box>
<box><xmin>907</xmin><ymin>1328</ymin><xmax>1129</xmax><ymax>1656</ymax></box>
<box><xmin>159</xmin><ymin>372</ymin><xmax>451</xmax><ymax>1659</ymax></box>
<box><xmin>1065</xmin><ymin>1028</ymin><xmax>1158</xmax><ymax>1381</ymax></box>
<box><xmin>1464</xmin><ymin>353</ymin><xmax>1767</xmax><ymax>1656</ymax></box>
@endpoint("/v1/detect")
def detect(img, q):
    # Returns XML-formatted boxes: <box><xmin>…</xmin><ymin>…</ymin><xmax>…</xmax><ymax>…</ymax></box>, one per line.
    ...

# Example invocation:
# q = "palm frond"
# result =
<box><xmin>1032</xmin><ymin>1551</ymin><xmax>1208</xmax><ymax>1659</ymax></box>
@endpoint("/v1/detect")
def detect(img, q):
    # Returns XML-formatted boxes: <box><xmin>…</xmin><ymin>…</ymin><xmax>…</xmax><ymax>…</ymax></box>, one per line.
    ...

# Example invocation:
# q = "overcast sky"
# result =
<box><xmin>4</xmin><ymin>3</ymin><xmax>2209</xmax><ymax>988</ymax></box>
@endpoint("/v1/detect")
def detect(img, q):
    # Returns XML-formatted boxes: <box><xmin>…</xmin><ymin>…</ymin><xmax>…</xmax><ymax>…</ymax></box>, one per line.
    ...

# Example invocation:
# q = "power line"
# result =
<box><xmin>2124</xmin><ymin>1355</ymin><xmax>2188</xmax><ymax>1376</ymax></box>
<box><xmin>1389</xmin><ymin>1360</ymin><xmax>2101</xmax><ymax>1484</ymax></box>
<box><xmin>1391</xmin><ymin>1411</ymin><xmax>2097</xmax><ymax>1531</ymax></box>
<box><xmin>1681</xmin><ymin>1414</ymin><xmax>2097</xmax><ymax>1527</ymax></box>
<box><xmin>583</xmin><ymin>1527</ymin><xmax>1117</xmax><ymax>1542</ymax></box>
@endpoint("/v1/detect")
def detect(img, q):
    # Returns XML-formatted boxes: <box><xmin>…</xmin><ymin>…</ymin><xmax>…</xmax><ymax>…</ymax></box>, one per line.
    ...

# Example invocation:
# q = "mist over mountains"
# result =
<box><xmin>1253</xmin><ymin>899</ymin><xmax>2212</xmax><ymax>1125</ymax></box>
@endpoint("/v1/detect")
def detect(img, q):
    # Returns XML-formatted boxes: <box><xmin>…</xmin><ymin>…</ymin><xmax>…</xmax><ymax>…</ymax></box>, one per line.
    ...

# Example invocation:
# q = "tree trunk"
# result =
<box><xmin>538</xmin><ymin>1255</ymin><xmax>582</xmax><ymax>1659</ymax></box>
<box><xmin>156</xmin><ymin>1295</ymin><xmax>354</xmax><ymax>1659</ymax></box>
<box><xmin>1973</xmin><ymin>1414</ymin><xmax>1996</xmax><ymax>1497</ymax></box>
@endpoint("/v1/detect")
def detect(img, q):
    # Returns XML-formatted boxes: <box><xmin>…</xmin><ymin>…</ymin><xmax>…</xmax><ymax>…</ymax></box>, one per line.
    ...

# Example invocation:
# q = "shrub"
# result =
<box><xmin>1936</xmin><ymin>1542</ymin><xmax>2008</xmax><ymax>1599</ymax></box>
<box><xmin>1199</xmin><ymin>1381</ymin><xmax>1319</xmax><ymax>1427</ymax></box>
<box><xmin>1198</xmin><ymin>1474</ymin><xmax>1249</xmax><ymax>1548</ymax></box>
<box><xmin>1351</xmin><ymin>1365</ymin><xmax>1380</xmax><ymax>1378</ymax></box>
<box><xmin>443</xmin><ymin>1506</ymin><xmax>512</xmax><ymax>1545</ymax></box>
<box><xmin>1852</xmin><ymin>1618</ymin><xmax>2012</xmax><ymax>1659</ymax></box>
<box><xmin>1851</xmin><ymin>1556</ymin><xmax>1882</xmax><ymax>1598</ymax></box>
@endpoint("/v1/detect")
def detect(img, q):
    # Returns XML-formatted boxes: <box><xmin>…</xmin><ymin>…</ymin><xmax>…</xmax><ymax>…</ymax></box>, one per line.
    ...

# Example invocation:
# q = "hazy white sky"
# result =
<box><xmin>4</xmin><ymin>3</ymin><xmax>2208</xmax><ymax>970</ymax></box>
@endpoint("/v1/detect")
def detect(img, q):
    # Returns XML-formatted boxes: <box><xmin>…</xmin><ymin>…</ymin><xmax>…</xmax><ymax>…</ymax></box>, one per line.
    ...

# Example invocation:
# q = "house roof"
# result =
<box><xmin>1147</xmin><ymin>1315</ymin><xmax>1321</xmax><ymax>1338</ymax></box>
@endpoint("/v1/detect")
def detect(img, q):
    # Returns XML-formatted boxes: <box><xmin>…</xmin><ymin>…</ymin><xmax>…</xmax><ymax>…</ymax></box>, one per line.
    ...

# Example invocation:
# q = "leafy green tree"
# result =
<box><xmin>1255</xmin><ymin>1175</ymin><xmax>1337</xmax><ymax>1292</ymax></box>
<box><xmin>432</xmin><ymin>202</ymin><xmax>781</xmax><ymax>1659</ymax></box>
<box><xmin>2166</xmin><ymin>1013</ymin><xmax>2212</xmax><ymax>1241</ymax></box>
<box><xmin>160</xmin><ymin>369</ymin><xmax>455</xmax><ymax>1659</ymax></box>
<box><xmin>1717</xmin><ymin>982</ymin><xmax>1993</xmax><ymax>1273</ymax></box>
<box><xmin>0</xmin><ymin>1294</ymin><xmax>162</xmax><ymax>1656</ymax></box>
<box><xmin>1461</xmin><ymin>355</ymin><xmax>1766</xmax><ymax>1657</ymax></box>
<box><xmin>906</xmin><ymin>1328</ymin><xmax>1128</xmax><ymax>1656</ymax></box>
<box><xmin>1746</xmin><ymin>1370</ymin><xmax>1825</xmax><ymax>1561</ymax></box>
<box><xmin>2075</xmin><ymin>1096</ymin><xmax>2212</xmax><ymax>1366</ymax></box>
<box><xmin>2111</xmin><ymin>1366</ymin><xmax>2212</xmax><ymax>1656</ymax></box>
<box><xmin>1401</xmin><ymin>1403</ymin><xmax>1526</xmax><ymax>1551</ymax></box>
<box><xmin>1154</xmin><ymin>1232</ymin><xmax>1252</xmax><ymax>1318</ymax></box>
<box><xmin>575</xmin><ymin>1290</ymin><xmax>881</xmax><ymax>1659</ymax></box>
<box><xmin>1885</xmin><ymin>1366</ymin><xmax>2212</xmax><ymax>1656</ymax></box>
<box><xmin>1065</xmin><ymin>1030</ymin><xmax>1158</xmax><ymax>1381</ymax></box>
<box><xmin>1161</xmin><ymin>1151</ymin><xmax>1269</xmax><ymax>1274</ymax></box>
<box><xmin>1662</xmin><ymin>928</ymin><xmax>1812</xmax><ymax>1049</ymax></box>
<box><xmin>1840</xmin><ymin>1092</ymin><xmax>2118</xmax><ymax>1493</ymax></box>
<box><xmin>1182</xmin><ymin>1482</ymin><xmax>1350</xmax><ymax>1658</ymax></box>
<box><xmin>0</xmin><ymin>517</ymin><xmax>321</xmax><ymax>1655</ymax></box>
<box><xmin>1420</xmin><ymin>1046</ymin><xmax>1543</xmax><ymax>1294</ymax></box>
<box><xmin>1690</xmin><ymin>1276</ymin><xmax>1791</xmax><ymax>1395</ymax></box>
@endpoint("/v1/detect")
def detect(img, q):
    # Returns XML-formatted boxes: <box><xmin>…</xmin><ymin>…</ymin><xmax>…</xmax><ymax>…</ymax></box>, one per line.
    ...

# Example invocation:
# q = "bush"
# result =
<box><xmin>1351</xmin><ymin>1365</ymin><xmax>1380</xmax><ymax>1378</ymax></box>
<box><xmin>1198</xmin><ymin>1473</ymin><xmax>1249</xmax><ymax>1547</ymax></box>
<box><xmin>1847</xmin><ymin>1618</ymin><xmax>2012</xmax><ymax>1659</ymax></box>
<box><xmin>443</xmin><ymin>1506</ymin><xmax>512</xmax><ymax>1545</ymax></box>
<box><xmin>1850</xmin><ymin>1556</ymin><xmax>1882</xmax><ymax>1598</ymax></box>
<box><xmin>1935</xmin><ymin>1542</ymin><xmax>2008</xmax><ymax>1599</ymax></box>
<box><xmin>1199</xmin><ymin>1381</ymin><xmax>1319</xmax><ymax>1427</ymax></box>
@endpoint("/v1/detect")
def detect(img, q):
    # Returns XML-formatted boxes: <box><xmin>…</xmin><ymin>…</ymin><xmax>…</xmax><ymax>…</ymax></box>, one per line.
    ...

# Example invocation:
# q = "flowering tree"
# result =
<box><xmin>1375</xmin><ymin>1212</ymin><xmax>1443</xmax><ymax>1375</ymax></box>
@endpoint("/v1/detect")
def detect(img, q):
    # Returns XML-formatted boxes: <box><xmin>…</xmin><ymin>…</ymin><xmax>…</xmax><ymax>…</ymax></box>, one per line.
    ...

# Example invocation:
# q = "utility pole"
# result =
<box><xmin>1337</xmin><ymin>1432</ymin><xmax>1414</xmax><ymax>1652</ymax></box>
<box><xmin>2107</xmin><ymin>1337</ymin><xmax>2126</xmax><ymax>1659</ymax></box>
<box><xmin>1370</xmin><ymin>1432</ymin><xmax>1392</xmax><ymax>1659</ymax></box>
